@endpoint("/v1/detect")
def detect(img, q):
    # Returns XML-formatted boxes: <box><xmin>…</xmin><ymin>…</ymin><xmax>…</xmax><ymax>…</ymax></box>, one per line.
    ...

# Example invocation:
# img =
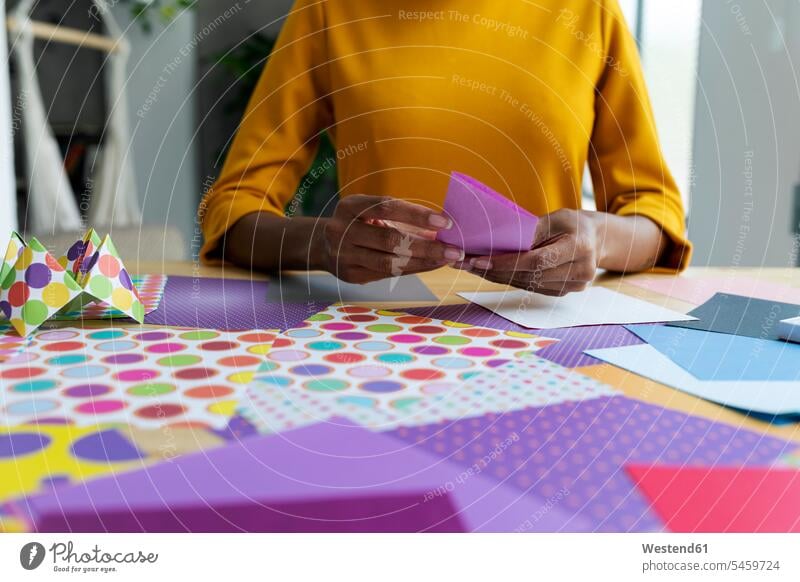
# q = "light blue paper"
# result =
<box><xmin>626</xmin><ymin>324</ymin><xmax>800</xmax><ymax>381</ymax></box>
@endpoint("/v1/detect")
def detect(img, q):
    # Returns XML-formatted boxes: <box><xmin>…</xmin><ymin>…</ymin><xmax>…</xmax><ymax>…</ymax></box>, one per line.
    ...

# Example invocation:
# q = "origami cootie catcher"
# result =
<box><xmin>0</xmin><ymin>229</ymin><xmax>145</xmax><ymax>336</ymax></box>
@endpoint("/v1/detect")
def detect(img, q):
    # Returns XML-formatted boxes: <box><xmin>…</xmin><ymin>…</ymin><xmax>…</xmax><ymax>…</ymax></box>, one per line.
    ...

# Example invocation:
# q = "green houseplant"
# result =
<box><xmin>117</xmin><ymin>0</ymin><xmax>195</xmax><ymax>32</ymax></box>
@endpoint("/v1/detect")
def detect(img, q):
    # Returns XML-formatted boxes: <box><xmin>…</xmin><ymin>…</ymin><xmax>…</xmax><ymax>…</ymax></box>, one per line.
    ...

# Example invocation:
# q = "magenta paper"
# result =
<box><xmin>437</xmin><ymin>172</ymin><xmax>538</xmax><ymax>255</ymax></box>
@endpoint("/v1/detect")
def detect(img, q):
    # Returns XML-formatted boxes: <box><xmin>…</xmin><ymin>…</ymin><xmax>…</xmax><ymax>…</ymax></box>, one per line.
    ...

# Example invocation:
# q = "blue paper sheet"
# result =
<box><xmin>626</xmin><ymin>324</ymin><xmax>800</xmax><ymax>381</ymax></box>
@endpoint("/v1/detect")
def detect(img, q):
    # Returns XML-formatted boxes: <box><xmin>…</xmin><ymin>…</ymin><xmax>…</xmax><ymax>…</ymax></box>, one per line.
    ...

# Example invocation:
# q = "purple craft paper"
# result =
<box><xmin>437</xmin><ymin>172</ymin><xmax>538</xmax><ymax>255</ymax></box>
<box><xmin>13</xmin><ymin>418</ymin><xmax>585</xmax><ymax>533</ymax></box>
<box><xmin>403</xmin><ymin>303</ymin><xmax>643</xmax><ymax>367</ymax></box>
<box><xmin>388</xmin><ymin>396</ymin><xmax>793</xmax><ymax>532</ymax></box>
<box><xmin>144</xmin><ymin>275</ymin><xmax>329</xmax><ymax>331</ymax></box>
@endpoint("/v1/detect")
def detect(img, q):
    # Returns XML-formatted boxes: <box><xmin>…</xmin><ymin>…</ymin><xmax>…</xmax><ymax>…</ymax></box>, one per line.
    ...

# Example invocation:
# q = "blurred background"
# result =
<box><xmin>0</xmin><ymin>0</ymin><xmax>798</xmax><ymax>267</ymax></box>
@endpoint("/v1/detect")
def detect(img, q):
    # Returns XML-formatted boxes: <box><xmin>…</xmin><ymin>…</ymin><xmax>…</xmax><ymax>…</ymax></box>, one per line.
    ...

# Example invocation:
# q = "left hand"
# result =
<box><xmin>458</xmin><ymin>209</ymin><xmax>603</xmax><ymax>296</ymax></box>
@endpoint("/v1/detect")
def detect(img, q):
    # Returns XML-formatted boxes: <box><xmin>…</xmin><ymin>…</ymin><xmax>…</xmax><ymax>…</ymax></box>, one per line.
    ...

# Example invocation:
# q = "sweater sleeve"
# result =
<box><xmin>588</xmin><ymin>0</ymin><xmax>692</xmax><ymax>270</ymax></box>
<box><xmin>199</xmin><ymin>0</ymin><xmax>331</xmax><ymax>263</ymax></box>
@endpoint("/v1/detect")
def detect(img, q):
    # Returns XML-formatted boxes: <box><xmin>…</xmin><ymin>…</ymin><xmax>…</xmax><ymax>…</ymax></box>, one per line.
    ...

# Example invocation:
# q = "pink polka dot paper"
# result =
<box><xmin>372</xmin><ymin>355</ymin><xmax>620</xmax><ymax>429</ymax></box>
<box><xmin>242</xmin><ymin>305</ymin><xmax>559</xmax><ymax>432</ymax></box>
<box><xmin>0</xmin><ymin>326</ymin><xmax>276</xmax><ymax>429</ymax></box>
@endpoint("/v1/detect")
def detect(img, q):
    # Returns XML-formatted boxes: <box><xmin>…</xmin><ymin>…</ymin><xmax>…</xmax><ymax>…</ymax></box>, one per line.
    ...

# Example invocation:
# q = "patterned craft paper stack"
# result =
<box><xmin>246</xmin><ymin>353</ymin><xmax>618</xmax><ymax>432</ymax></box>
<box><xmin>0</xmin><ymin>325</ymin><xmax>276</xmax><ymax>429</ymax></box>
<box><xmin>0</xmin><ymin>229</ymin><xmax>150</xmax><ymax>336</ymax></box>
<box><xmin>242</xmin><ymin>305</ymin><xmax>564</xmax><ymax>432</ymax></box>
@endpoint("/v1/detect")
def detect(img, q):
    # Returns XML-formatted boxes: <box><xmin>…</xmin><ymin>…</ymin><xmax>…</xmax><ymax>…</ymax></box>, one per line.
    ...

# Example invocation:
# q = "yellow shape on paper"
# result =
<box><xmin>42</xmin><ymin>282</ymin><xmax>72</xmax><ymax>308</ymax></box>
<box><xmin>207</xmin><ymin>400</ymin><xmax>237</xmax><ymax>416</ymax></box>
<box><xmin>505</xmin><ymin>330</ymin><xmax>538</xmax><ymax>338</ymax></box>
<box><xmin>227</xmin><ymin>371</ymin><xmax>255</xmax><ymax>384</ymax></box>
<box><xmin>442</xmin><ymin>320</ymin><xmax>472</xmax><ymax>328</ymax></box>
<box><xmin>247</xmin><ymin>343</ymin><xmax>272</xmax><ymax>355</ymax></box>
<box><xmin>18</xmin><ymin>247</ymin><xmax>34</xmax><ymax>269</ymax></box>
<box><xmin>0</xmin><ymin>425</ymin><xmax>144</xmax><ymax>503</ymax></box>
<box><xmin>4</xmin><ymin>239</ymin><xmax>18</xmax><ymax>261</ymax></box>
<box><xmin>377</xmin><ymin>309</ymin><xmax>406</xmax><ymax>316</ymax></box>
<box><xmin>111</xmin><ymin>287</ymin><xmax>133</xmax><ymax>311</ymax></box>
<box><xmin>0</xmin><ymin>515</ymin><xmax>28</xmax><ymax>532</ymax></box>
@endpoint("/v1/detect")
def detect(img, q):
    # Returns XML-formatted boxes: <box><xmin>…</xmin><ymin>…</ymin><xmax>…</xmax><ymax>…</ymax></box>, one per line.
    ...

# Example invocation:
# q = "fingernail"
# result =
<box><xmin>444</xmin><ymin>247</ymin><xmax>465</xmax><ymax>262</ymax></box>
<box><xmin>470</xmin><ymin>258</ymin><xmax>492</xmax><ymax>270</ymax></box>
<box><xmin>429</xmin><ymin>214</ymin><xmax>452</xmax><ymax>229</ymax></box>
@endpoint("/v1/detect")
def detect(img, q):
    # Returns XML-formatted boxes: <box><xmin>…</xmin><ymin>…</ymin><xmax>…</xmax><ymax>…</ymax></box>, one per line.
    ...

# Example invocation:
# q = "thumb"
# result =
<box><xmin>532</xmin><ymin>213</ymin><xmax>553</xmax><ymax>248</ymax></box>
<box><xmin>532</xmin><ymin>212</ymin><xmax>572</xmax><ymax>249</ymax></box>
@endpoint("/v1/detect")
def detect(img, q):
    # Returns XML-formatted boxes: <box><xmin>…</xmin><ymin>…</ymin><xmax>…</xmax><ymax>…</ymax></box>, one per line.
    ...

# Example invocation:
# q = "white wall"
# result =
<box><xmin>113</xmin><ymin>5</ymin><xmax>199</xmax><ymax>247</ymax></box>
<box><xmin>691</xmin><ymin>0</ymin><xmax>800</xmax><ymax>267</ymax></box>
<box><xmin>0</xmin><ymin>0</ymin><xmax>17</xmax><ymax>234</ymax></box>
<box><xmin>640</xmin><ymin>0</ymin><xmax>702</xmax><ymax>210</ymax></box>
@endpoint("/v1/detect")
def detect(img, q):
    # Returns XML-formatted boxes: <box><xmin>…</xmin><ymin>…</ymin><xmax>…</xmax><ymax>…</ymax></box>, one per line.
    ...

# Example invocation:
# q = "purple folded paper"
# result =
<box><xmin>12</xmin><ymin>419</ymin><xmax>584</xmax><ymax>532</ymax></box>
<box><xmin>144</xmin><ymin>275</ymin><xmax>329</xmax><ymax>331</ymax></box>
<box><xmin>437</xmin><ymin>171</ymin><xmax>538</xmax><ymax>255</ymax></box>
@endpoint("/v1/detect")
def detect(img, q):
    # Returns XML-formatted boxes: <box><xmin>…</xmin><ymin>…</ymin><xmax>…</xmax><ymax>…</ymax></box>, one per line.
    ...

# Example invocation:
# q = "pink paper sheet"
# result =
<box><xmin>627</xmin><ymin>464</ymin><xmax>800</xmax><ymax>532</ymax></box>
<box><xmin>437</xmin><ymin>171</ymin><xmax>538</xmax><ymax>255</ymax></box>
<box><xmin>628</xmin><ymin>275</ymin><xmax>799</xmax><ymax>305</ymax></box>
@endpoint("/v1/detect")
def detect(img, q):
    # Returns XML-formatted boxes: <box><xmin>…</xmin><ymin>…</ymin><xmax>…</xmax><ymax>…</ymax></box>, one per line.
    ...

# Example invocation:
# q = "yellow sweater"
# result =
<box><xmin>201</xmin><ymin>0</ymin><xmax>691</xmax><ymax>269</ymax></box>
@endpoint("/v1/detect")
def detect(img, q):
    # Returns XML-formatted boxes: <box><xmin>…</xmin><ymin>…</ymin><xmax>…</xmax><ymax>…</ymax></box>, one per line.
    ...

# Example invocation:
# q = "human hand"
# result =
<box><xmin>319</xmin><ymin>195</ymin><xmax>465</xmax><ymax>283</ymax></box>
<box><xmin>459</xmin><ymin>209</ymin><xmax>603</xmax><ymax>296</ymax></box>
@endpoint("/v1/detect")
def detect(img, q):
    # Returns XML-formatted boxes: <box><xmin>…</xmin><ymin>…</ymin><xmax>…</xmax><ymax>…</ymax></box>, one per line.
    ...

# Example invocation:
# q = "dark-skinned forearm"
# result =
<box><xmin>223</xmin><ymin>212</ymin><xmax>328</xmax><ymax>272</ymax></box>
<box><xmin>591</xmin><ymin>212</ymin><xmax>668</xmax><ymax>273</ymax></box>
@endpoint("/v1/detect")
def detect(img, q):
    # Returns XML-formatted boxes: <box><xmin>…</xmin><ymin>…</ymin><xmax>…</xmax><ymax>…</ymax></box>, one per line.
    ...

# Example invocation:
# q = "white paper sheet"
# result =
<box><xmin>459</xmin><ymin>286</ymin><xmax>697</xmax><ymax>329</ymax></box>
<box><xmin>587</xmin><ymin>344</ymin><xmax>800</xmax><ymax>416</ymax></box>
<box><xmin>779</xmin><ymin>317</ymin><xmax>800</xmax><ymax>343</ymax></box>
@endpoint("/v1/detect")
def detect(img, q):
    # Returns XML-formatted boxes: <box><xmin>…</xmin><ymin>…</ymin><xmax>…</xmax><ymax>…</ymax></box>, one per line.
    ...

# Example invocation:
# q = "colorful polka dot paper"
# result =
<box><xmin>0</xmin><ymin>230</ymin><xmax>151</xmax><ymax>336</ymax></box>
<box><xmin>242</xmin><ymin>305</ymin><xmax>559</xmax><ymax>432</ymax></box>
<box><xmin>0</xmin><ymin>326</ymin><xmax>276</xmax><ymax>429</ymax></box>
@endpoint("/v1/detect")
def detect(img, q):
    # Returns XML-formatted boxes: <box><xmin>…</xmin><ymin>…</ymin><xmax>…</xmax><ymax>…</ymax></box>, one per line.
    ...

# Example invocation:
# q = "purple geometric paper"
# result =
<box><xmin>70</xmin><ymin>430</ymin><xmax>145</xmax><ymax>463</ymax></box>
<box><xmin>145</xmin><ymin>275</ymin><xmax>329</xmax><ymax>331</ymax></box>
<box><xmin>388</xmin><ymin>396</ymin><xmax>793</xmax><ymax>532</ymax></box>
<box><xmin>403</xmin><ymin>303</ymin><xmax>643</xmax><ymax>367</ymax></box>
<box><xmin>533</xmin><ymin>326</ymin><xmax>644</xmax><ymax>368</ymax></box>
<box><xmin>13</xmin><ymin>418</ymin><xmax>587</xmax><ymax>533</ymax></box>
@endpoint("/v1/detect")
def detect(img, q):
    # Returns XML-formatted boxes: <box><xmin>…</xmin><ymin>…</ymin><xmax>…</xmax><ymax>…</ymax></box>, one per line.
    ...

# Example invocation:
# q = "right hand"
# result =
<box><xmin>318</xmin><ymin>195</ymin><xmax>465</xmax><ymax>283</ymax></box>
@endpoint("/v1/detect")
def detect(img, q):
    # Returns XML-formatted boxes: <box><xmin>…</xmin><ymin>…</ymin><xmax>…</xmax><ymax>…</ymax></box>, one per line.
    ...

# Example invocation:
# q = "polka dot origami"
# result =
<box><xmin>0</xmin><ymin>230</ymin><xmax>147</xmax><ymax>336</ymax></box>
<box><xmin>0</xmin><ymin>232</ymin><xmax>24</xmax><ymax>285</ymax></box>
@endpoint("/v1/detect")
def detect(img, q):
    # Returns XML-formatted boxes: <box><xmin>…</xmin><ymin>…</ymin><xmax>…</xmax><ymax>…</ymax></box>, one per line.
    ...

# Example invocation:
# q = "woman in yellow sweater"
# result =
<box><xmin>200</xmin><ymin>0</ymin><xmax>691</xmax><ymax>295</ymax></box>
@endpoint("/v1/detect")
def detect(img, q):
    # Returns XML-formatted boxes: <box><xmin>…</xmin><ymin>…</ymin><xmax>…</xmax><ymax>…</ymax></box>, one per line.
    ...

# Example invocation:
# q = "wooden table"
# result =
<box><xmin>134</xmin><ymin>261</ymin><xmax>800</xmax><ymax>445</ymax></box>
